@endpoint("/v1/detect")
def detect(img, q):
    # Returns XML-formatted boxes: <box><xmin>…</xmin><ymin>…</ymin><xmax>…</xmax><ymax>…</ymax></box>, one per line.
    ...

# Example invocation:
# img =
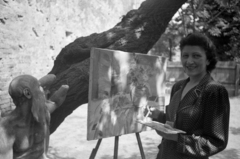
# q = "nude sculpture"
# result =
<box><xmin>0</xmin><ymin>74</ymin><xmax>69</xmax><ymax>159</ymax></box>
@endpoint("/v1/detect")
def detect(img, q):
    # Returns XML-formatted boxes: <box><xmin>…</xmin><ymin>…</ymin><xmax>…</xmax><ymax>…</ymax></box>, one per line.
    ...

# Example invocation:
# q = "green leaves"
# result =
<box><xmin>196</xmin><ymin>9</ymin><xmax>210</xmax><ymax>18</ymax></box>
<box><xmin>151</xmin><ymin>0</ymin><xmax>240</xmax><ymax>61</ymax></box>
<box><xmin>208</xmin><ymin>27</ymin><xmax>221</xmax><ymax>36</ymax></box>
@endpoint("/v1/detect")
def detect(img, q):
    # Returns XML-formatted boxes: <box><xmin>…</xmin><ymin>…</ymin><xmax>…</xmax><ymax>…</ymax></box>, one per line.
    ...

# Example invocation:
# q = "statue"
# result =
<box><xmin>0</xmin><ymin>74</ymin><xmax>69</xmax><ymax>159</ymax></box>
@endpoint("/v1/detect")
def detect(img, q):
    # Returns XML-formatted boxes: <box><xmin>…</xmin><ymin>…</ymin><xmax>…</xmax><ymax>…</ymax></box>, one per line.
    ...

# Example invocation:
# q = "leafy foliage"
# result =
<box><xmin>151</xmin><ymin>0</ymin><xmax>240</xmax><ymax>61</ymax></box>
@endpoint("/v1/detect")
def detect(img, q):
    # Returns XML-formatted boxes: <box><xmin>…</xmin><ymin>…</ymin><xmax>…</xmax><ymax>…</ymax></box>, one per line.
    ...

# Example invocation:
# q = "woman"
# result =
<box><xmin>148</xmin><ymin>32</ymin><xmax>230</xmax><ymax>159</ymax></box>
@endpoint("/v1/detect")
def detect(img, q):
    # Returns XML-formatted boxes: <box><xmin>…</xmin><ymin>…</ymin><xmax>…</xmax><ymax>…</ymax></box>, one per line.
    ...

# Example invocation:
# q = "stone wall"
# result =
<box><xmin>0</xmin><ymin>0</ymin><xmax>143</xmax><ymax>112</ymax></box>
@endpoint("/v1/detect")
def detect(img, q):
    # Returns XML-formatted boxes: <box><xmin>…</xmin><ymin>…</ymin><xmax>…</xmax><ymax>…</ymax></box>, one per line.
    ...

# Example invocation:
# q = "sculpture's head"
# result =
<box><xmin>8</xmin><ymin>75</ymin><xmax>46</xmax><ymax>123</ymax></box>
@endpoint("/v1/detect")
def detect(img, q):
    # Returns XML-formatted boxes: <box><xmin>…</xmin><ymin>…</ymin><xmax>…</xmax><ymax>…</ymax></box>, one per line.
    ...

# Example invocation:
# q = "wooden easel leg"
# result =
<box><xmin>114</xmin><ymin>136</ymin><xmax>119</xmax><ymax>159</ymax></box>
<box><xmin>136</xmin><ymin>133</ymin><xmax>146</xmax><ymax>159</ymax></box>
<box><xmin>89</xmin><ymin>139</ymin><xmax>102</xmax><ymax>159</ymax></box>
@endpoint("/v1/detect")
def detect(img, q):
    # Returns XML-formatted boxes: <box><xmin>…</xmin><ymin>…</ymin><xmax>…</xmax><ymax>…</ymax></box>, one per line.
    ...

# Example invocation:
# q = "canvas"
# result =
<box><xmin>87</xmin><ymin>48</ymin><xmax>167</xmax><ymax>140</ymax></box>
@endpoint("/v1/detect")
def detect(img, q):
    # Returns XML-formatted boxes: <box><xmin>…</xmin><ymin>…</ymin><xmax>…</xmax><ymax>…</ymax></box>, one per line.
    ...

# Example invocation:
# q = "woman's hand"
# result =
<box><xmin>156</xmin><ymin>123</ymin><xmax>180</xmax><ymax>141</ymax></box>
<box><xmin>143</xmin><ymin>106</ymin><xmax>161</xmax><ymax>120</ymax></box>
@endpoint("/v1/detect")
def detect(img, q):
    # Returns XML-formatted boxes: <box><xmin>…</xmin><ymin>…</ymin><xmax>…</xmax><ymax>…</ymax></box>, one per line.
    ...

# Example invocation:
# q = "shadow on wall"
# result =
<box><xmin>230</xmin><ymin>127</ymin><xmax>240</xmax><ymax>135</ymax></box>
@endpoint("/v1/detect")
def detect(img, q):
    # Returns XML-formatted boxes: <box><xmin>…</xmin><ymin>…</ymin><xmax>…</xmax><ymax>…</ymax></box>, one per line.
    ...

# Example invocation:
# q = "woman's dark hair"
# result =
<box><xmin>180</xmin><ymin>32</ymin><xmax>218</xmax><ymax>72</ymax></box>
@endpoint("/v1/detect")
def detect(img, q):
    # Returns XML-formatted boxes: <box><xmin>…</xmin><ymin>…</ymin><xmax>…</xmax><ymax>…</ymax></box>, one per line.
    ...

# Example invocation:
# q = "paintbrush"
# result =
<box><xmin>145</xmin><ymin>105</ymin><xmax>151</xmax><ymax>118</ymax></box>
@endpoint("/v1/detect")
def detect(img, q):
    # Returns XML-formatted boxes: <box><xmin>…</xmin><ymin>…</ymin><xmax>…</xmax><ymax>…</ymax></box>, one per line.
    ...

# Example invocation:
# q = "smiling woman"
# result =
<box><xmin>145</xmin><ymin>32</ymin><xmax>230</xmax><ymax>159</ymax></box>
<box><xmin>181</xmin><ymin>46</ymin><xmax>208</xmax><ymax>79</ymax></box>
<box><xmin>180</xmin><ymin>45</ymin><xmax>209</xmax><ymax>99</ymax></box>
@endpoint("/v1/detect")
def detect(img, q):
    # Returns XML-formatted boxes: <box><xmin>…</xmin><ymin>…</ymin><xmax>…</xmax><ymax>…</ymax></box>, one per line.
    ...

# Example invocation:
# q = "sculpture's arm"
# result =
<box><xmin>47</xmin><ymin>85</ymin><xmax>69</xmax><ymax>113</ymax></box>
<box><xmin>39</xmin><ymin>74</ymin><xmax>69</xmax><ymax>113</ymax></box>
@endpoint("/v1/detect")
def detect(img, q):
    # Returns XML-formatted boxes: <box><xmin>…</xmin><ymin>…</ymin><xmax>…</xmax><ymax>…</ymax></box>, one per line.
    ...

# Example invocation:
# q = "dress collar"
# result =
<box><xmin>180</xmin><ymin>73</ymin><xmax>212</xmax><ymax>97</ymax></box>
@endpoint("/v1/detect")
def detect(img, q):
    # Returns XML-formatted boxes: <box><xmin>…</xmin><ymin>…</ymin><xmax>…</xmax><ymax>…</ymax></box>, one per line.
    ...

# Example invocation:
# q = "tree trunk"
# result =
<box><xmin>48</xmin><ymin>0</ymin><xmax>187</xmax><ymax>134</ymax></box>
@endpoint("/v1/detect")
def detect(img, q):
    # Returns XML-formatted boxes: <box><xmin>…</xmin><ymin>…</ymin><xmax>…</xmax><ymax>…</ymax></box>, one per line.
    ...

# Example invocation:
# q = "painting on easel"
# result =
<box><xmin>87</xmin><ymin>48</ymin><xmax>167</xmax><ymax>140</ymax></box>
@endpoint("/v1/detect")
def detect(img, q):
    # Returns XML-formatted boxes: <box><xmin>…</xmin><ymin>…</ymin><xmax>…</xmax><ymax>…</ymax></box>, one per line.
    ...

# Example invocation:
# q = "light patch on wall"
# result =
<box><xmin>107</xmin><ymin>32</ymin><xmax>115</xmax><ymax>39</ymax></box>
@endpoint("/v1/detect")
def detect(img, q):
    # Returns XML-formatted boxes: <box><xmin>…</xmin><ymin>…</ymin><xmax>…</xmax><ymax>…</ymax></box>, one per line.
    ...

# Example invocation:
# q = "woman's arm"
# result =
<box><xmin>153</xmin><ymin>82</ymin><xmax>180</xmax><ymax>123</ymax></box>
<box><xmin>176</xmin><ymin>83</ymin><xmax>230</xmax><ymax>157</ymax></box>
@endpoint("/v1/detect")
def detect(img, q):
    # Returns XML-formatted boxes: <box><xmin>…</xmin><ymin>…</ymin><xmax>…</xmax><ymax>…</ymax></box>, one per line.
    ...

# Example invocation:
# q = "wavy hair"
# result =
<box><xmin>180</xmin><ymin>32</ymin><xmax>218</xmax><ymax>72</ymax></box>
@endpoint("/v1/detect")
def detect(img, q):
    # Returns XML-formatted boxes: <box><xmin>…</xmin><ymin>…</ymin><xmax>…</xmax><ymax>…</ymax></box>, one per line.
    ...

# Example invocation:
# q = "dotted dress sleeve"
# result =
<box><xmin>176</xmin><ymin>83</ymin><xmax>230</xmax><ymax>157</ymax></box>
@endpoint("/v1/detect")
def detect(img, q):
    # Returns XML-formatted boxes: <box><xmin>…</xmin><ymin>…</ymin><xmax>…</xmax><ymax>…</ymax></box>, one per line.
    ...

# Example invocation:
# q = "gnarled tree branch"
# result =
<box><xmin>48</xmin><ymin>0</ymin><xmax>187</xmax><ymax>134</ymax></box>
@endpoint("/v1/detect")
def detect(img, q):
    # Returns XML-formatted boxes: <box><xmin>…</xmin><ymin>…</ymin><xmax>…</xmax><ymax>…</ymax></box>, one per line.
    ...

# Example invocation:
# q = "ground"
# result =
<box><xmin>48</xmin><ymin>96</ymin><xmax>240</xmax><ymax>159</ymax></box>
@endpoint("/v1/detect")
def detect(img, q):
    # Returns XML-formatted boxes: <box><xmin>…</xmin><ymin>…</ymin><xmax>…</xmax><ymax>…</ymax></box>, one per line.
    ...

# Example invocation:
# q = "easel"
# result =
<box><xmin>89</xmin><ymin>132</ymin><xmax>145</xmax><ymax>159</ymax></box>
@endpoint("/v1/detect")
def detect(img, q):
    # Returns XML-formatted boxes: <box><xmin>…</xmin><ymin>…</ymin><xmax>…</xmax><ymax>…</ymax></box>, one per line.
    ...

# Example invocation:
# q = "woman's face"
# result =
<box><xmin>181</xmin><ymin>45</ymin><xmax>209</xmax><ymax>79</ymax></box>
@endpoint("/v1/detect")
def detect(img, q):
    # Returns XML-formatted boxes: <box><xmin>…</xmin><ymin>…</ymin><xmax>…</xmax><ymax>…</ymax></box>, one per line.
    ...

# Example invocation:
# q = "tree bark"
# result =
<box><xmin>48</xmin><ymin>0</ymin><xmax>187</xmax><ymax>134</ymax></box>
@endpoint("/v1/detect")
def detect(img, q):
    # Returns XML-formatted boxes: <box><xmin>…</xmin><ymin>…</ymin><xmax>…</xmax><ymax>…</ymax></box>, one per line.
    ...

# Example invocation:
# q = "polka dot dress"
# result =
<box><xmin>156</xmin><ymin>74</ymin><xmax>230</xmax><ymax>159</ymax></box>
